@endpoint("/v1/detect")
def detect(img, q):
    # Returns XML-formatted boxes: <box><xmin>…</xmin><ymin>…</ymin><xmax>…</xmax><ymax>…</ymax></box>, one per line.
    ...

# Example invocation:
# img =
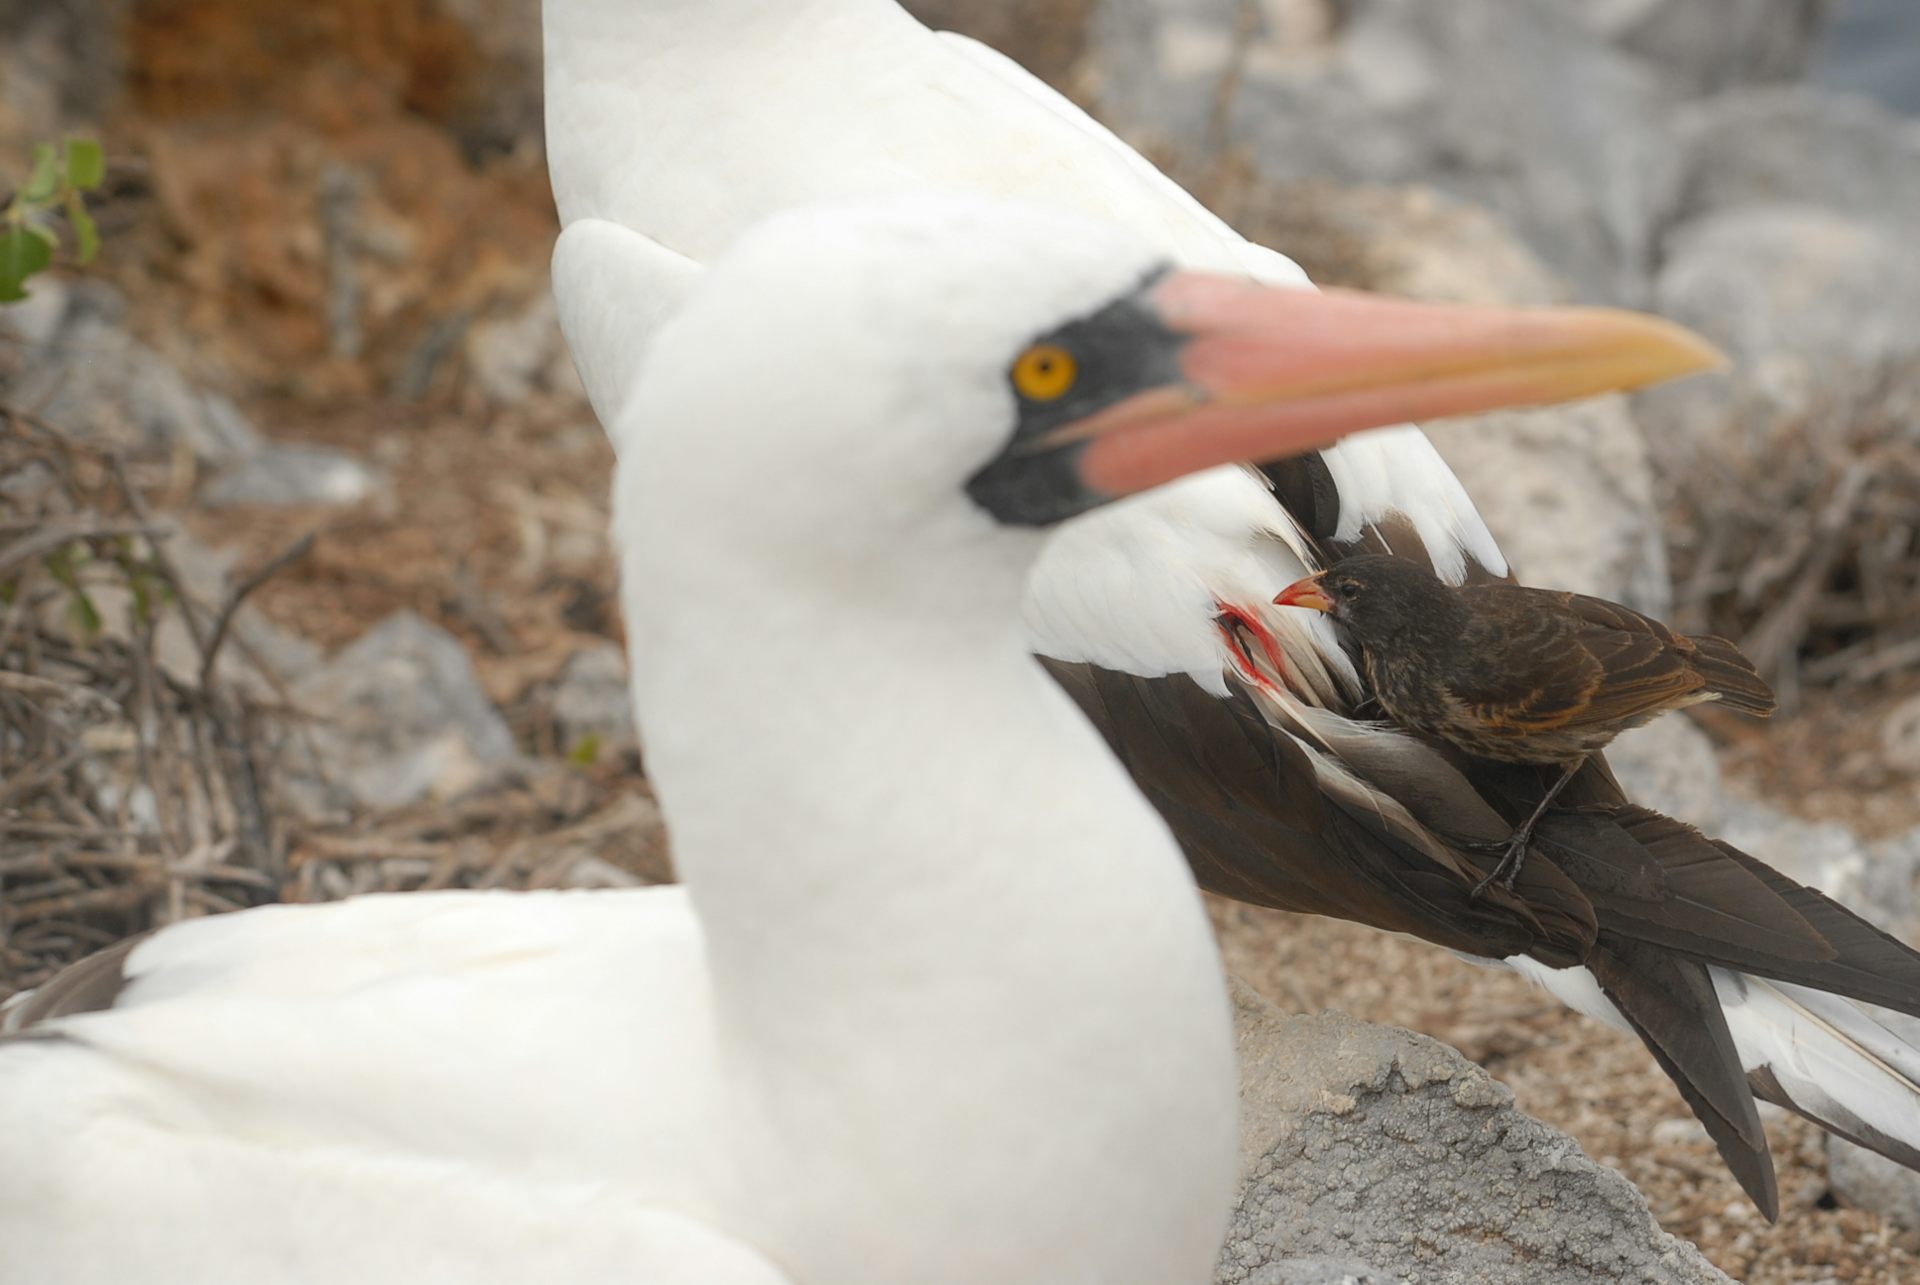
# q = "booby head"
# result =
<box><xmin>621</xmin><ymin>195</ymin><xmax>1719</xmax><ymax>584</ymax></box>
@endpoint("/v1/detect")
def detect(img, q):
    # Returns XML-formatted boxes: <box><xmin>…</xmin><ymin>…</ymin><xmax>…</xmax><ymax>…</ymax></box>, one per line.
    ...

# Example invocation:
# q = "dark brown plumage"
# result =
<box><xmin>1274</xmin><ymin>554</ymin><xmax>1775</xmax><ymax>895</ymax></box>
<box><xmin>1045</xmin><ymin>465</ymin><xmax>1916</xmax><ymax>1222</ymax></box>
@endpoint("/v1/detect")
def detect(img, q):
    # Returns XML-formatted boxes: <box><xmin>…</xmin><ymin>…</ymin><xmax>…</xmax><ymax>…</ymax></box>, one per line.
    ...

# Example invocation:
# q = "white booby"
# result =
<box><xmin>542</xmin><ymin>0</ymin><xmax>1920</xmax><ymax>1218</ymax></box>
<box><xmin>0</xmin><ymin>197</ymin><xmax>1690</xmax><ymax>1283</ymax></box>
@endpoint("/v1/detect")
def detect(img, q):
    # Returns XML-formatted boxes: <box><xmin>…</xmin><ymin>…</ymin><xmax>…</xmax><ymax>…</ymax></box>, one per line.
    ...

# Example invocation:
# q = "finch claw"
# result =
<box><xmin>1469</xmin><ymin>835</ymin><xmax>1530</xmax><ymax>900</ymax></box>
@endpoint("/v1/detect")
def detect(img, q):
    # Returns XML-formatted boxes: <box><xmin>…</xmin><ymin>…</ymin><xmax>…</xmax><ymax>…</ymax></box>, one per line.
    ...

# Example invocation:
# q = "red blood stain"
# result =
<box><xmin>1214</xmin><ymin>601</ymin><xmax>1290</xmax><ymax>693</ymax></box>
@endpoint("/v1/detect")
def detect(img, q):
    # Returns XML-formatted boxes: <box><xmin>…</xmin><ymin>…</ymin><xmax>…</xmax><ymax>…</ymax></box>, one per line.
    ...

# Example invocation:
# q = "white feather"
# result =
<box><xmin>1501</xmin><ymin>955</ymin><xmax>1920</xmax><ymax>1160</ymax></box>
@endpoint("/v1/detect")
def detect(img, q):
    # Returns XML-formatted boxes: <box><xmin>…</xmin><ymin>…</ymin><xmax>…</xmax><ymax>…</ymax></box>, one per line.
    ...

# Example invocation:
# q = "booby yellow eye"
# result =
<box><xmin>1011</xmin><ymin>344</ymin><xmax>1078</xmax><ymax>402</ymax></box>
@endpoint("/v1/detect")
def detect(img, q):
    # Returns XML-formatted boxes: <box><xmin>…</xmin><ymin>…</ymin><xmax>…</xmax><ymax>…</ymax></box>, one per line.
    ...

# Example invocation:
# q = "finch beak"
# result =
<box><xmin>1273</xmin><ymin>573</ymin><xmax>1334</xmax><ymax>614</ymax></box>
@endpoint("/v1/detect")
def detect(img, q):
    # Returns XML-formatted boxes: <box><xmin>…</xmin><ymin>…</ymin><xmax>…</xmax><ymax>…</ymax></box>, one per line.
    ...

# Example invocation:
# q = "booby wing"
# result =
<box><xmin>553</xmin><ymin>218</ymin><xmax>701</xmax><ymax>439</ymax></box>
<box><xmin>0</xmin><ymin>889</ymin><xmax>793</xmax><ymax>1284</ymax></box>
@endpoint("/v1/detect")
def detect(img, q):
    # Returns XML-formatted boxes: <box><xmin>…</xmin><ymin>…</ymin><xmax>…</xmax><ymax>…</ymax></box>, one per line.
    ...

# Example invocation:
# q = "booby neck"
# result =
<box><xmin>595</xmin><ymin>198</ymin><xmax>1285</xmax><ymax>1283</ymax></box>
<box><xmin>621</xmin><ymin>481</ymin><xmax>1238</xmax><ymax>1285</ymax></box>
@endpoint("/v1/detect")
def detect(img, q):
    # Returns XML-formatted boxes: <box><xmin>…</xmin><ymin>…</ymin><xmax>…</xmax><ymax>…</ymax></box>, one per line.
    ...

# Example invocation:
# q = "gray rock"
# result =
<box><xmin>1603</xmin><ymin>716</ymin><xmax>1726</xmax><ymax>832</ymax></box>
<box><xmin>1219</xmin><ymin>981</ymin><xmax>1730</xmax><ymax>1285</ymax></box>
<box><xmin>21</xmin><ymin>519</ymin><xmax>324</xmax><ymax>698</ymax></box>
<box><xmin>201</xmin><ymin>443</ymin><xmax>386</xmax><ymax>509</ymax></box>
<box><xmin>1825</xmin><ymin>984</ymin><xmax>1920</xmax><ymax>1230</ymax></box>
<box><xmin>290</xmin><ymin>612</ymin><xmax>525</xmax><ymax>815</ymax></box>
<box><xmin>1668</xmin><ymin>86</ymin><xmax>1920</xmax><ymax>233</ymax></box>
<box><xmin>151</xmin><ymin>525</ymin><xmax>325</xmax><ymax>694</ymax></box>
<box><xmin>1830</xmin><ymin>1132</ymin><xmax>1920</xmax><ymax>1231</ymax></box>
<box><xmin>1247</xmin><ymin>1259</ymin><xmax>1398</xmax><ymax>1285</ymax></box>
<box><xmin>464</xmin><ymin>289</ymin><xmax>584</xmax><ymax>406</ymax></box>
<box><xmin>1812</xmin><ymin>0</ymin><xmax>1920</xmax><ymax>115</ymax></box>
<box><xmin>1878</xmin><ymin>693</ymin><xmax>1920</xmax><ymax>777</ymax></box>
<box><xmin>1244</xmin><ymin>182</ymin><xmax>1568</xmax><ymax>306</ymax></box>
<box><xmin>1428</xmin><ymin>398</ymin><xmax>1670</xmax><ymax>616</ymax></box>
<box><xmin>1656</xmin><ymin>203</ymin><xmax>1920</xmax><ymax>390</ymax></box>
<box><xmin>0</xmin><ymin>0</ymin><xmax>129</xmax><ymax>147</ymax></box>
<box><xmin>1855</xmin><ymin>827</ymin><xmax>1920</xmax><ymax>944</ymax></box>
<box><xmin>1719</xmin><ymin>797</ymin><xmax>1877</xmax><ymax>910</ymax></box>
<box><xmin>551</xmin><ymin>642</ymin><xmax>637</xmax><ymax>748</ymax></box>
<box><xmin>1636</xmin><ymin>201</ymin><xmax>1920</xmax><ymax>490</ymax></box>
<box><xmin>0</xmin><ymin>272</ymin><xmax>71</xmax><ymax>346</ymax></box>
<box><xmin>1090</xmin><ymin>0</ymin><xmax>1678</xmax><ymax>302</ymax></box>
<box><xmin>13</xmin><ymin>285</ymin><xmax>264</xmax><ymax>466</ymax></box>
<box><xmin>1572</xmin><ymin>0</ymin><xmax>1835</xmax><ymax>99</ymax></box>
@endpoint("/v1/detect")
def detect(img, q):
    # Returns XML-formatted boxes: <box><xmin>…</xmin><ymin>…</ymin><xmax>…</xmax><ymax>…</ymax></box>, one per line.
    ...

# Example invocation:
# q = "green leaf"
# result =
<box><xmin>66</xmin><ymin>587</ymin><xmax>102</xmax><ymax>642</ymax></box>
<box><xmin>45</xmin><ymin>541</ymin><xmax>81</xmax><ymax>586</ymax></box>
<box><xmin>0</xmin><ymin>225</ymin><xmax>53</xmax><ymax>302</ymax></box>
<box><xmin>129</xmin><ymin>570</ymin><xmax>156</xmax><ymax>625</ymax></box>
<box><xmin>21</xmin><ymin>143</ymin><xmax>60</xmax><ymax>204</ymax></box>
<box><xmin>65</xmin><ymin>192</ymin><xmax>99</xmax><ymax>264</ymax></box>
<box><xmin>64</xmin><ymin>138</ymin><xmax>105</xmax><ymax>191</ymax></box>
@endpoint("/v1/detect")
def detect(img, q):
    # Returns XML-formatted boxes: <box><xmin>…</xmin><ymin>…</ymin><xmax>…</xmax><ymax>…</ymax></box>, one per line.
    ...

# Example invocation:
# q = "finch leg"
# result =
<box><xmin>1470</xmin><ymin>761</ymin><xmax>1579</xmax><ymax>898</ymax></box>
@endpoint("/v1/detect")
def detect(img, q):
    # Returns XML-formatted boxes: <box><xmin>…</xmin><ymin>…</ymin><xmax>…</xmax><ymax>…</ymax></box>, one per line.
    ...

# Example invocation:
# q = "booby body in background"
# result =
<box><xmin>543</xmin><ymin>0</ymin><xmax>1920</xmax><ymax>1216</ymax></box>
<box><xmin>0</xmin><ymin>197</ymin><xmax>1622</xmax><ymax>1283</ymax></box>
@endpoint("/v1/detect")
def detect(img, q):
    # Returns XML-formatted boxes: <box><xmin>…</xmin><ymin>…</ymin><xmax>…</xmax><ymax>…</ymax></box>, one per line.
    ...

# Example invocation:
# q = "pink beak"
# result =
<box><xmin>1060</xmin><ymin>271</ymin><xmax>1723</xmax><ymax>499</ymax></box>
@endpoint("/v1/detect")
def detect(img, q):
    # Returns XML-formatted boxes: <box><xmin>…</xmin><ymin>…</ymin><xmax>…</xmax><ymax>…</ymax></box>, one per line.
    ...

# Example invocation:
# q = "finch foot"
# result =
<box><xmin>1468</xmin><ymin>830</ymin><xmax>1534</xmax><ymax>899</ymax></box>
<box><xmin>1465</xmin><ymin>760</ymin><xmax>1582</xmax><ymax>899</ymax></box>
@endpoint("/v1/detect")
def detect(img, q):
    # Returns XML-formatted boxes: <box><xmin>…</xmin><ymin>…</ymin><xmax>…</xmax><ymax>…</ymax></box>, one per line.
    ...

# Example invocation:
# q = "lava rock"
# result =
<box><xmin>290</xmin><ymin>612</ymin><xmax>526</xmax><ymax>816</ymax></box>
<box><xmin>1830</xmin><ymin>1130</ymin><xmax>1920</xmax><ymax>1232</ymax></box>
<box><xmin>1710</xmin><ymin>805</ymin><xmax>1920</xmax><ymax>986</ymax></box>
<box><xmin>464</xmin><ymin>289</ymin><xmax>586</xmax><ymax>406</ymax></box>
<box><xmin>1219</xmin><ymin>981</ymin><xmax>1731</xmax><ymax>1285</ymax></box>
<box><xmin>1634</xmin><ymin>200</ymin><xmax>1920</xmax><ymax>499</ymax></box>
<box><xmin>11</xmin><ymin>283</ymin><xmax>264</xmax><ymax>466</ymax></box>
<box><xmin>201</xmin><ymin>443</ymin><xmax>386</xmax><ymax>510</ymax></box>
<box><xmin>1246</xmin><ymin>1259</ymin><xmax>1398</xmax><ymax>1285</ymax></box>
<box><xmin>1825</xmin><ymin>992</ymin><xmax>1920</xmax><ymax>1231</ymax></box>
<box><xmin>551</xmin><ymin>642</ymin><xmax>638</xmax><ymax>748</ymax></box>
<box><xmin>1883</xmin><ymin>695</ymin><xmax>1920</xmax><ymax>778</ymax></box>
<box><xmin>0</xmin><ymin>0</ymin><xmax>128</xmax><ymax>148</ymax></box>
<box><xmin>1428</xmin><ymin>397</ymin><xmax>1671</xmax><ymax>616</ymax></box>
<box><xmin>1656</xmin><ymin>203</ymin><xmax>1920</xmax><ymax>387</ymax></box>
<box><xmin>1667</xmin><ymin>86</ymin><xmax>1920</xmax><ymax>233</ymax></box>
<box><xmin>1603</xmin><ymin>716</ymin><xmax>1727</xmax><ymax>833</ymax></box>
<box><xmin>1088</xmin><ymin>0</ymin><xmax>1678</xmax><ymax>302</ymax></box>
<box><xmin>1854</xmin><ymin>827</ymin><xmax>1920</xmax><ymax>945</ymax></box>
<box><xmin>1573</xmin><ymin>0</ymin><xmax>1835</xmax><ymax>99</ymax></box>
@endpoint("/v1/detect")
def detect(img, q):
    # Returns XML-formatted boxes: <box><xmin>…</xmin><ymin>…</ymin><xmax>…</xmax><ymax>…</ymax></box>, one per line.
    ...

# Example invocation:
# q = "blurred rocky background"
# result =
<box><xmin>2</xmin><ymin>1</ymin><xmax>1918</xmax><ymax>1280</ymax></box>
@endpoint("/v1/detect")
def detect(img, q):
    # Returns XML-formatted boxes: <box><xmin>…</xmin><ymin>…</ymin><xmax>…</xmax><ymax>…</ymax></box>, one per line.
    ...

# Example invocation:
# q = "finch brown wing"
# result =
<box><xmin>1449</xmin><ymin>586</ymin><xmax>1709</xmax><ymax>734</ymax></box>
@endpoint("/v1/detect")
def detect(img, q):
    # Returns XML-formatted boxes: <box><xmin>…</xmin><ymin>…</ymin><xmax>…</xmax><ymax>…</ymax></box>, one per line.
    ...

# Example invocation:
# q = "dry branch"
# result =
<box><xmin>0</xmin><ymin>407</ymin><xmax>304</xmax><ymax>995</ymax></box>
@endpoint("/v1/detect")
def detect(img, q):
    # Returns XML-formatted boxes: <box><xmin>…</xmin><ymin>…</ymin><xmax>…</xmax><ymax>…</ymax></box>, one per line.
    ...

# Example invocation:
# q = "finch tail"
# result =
<box><xmin>1688</xmin><ymin>634</ymin><xmax>1776</xmax><ymax>717</ymax></box>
